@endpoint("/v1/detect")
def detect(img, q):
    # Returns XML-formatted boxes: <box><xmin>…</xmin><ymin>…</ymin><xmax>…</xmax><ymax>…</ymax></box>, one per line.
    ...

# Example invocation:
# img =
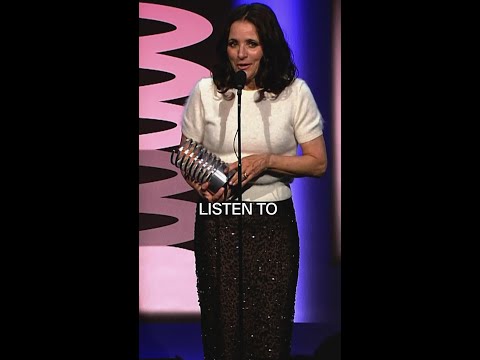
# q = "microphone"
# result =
<box><xmin>234</xmin><ymin>70</ymin><xmax>247</xmax><ymax>90</ymax></box>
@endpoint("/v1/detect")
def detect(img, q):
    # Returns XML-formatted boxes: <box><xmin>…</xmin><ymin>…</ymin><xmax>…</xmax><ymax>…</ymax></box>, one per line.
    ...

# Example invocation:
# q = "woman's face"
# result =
<box><xmin>227</xmin><ymin>20</ymin><xmax>264</xmax><ymax>90</ymax></box>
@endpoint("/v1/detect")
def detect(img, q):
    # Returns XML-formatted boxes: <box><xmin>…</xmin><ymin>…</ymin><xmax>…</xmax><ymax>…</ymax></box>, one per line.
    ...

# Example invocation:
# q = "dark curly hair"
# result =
<box><xmin>212</xmin><ymin>3</ymin><xmax>298</xmax><ymax>99</ymax></box>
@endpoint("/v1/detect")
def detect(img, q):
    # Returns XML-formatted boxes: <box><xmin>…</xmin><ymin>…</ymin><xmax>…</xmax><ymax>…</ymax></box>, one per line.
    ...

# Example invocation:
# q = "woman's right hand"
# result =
<box><xmin>184</xmin><ymin>175</ymin><xmax>228</xmax><ymax>203</ymax></box>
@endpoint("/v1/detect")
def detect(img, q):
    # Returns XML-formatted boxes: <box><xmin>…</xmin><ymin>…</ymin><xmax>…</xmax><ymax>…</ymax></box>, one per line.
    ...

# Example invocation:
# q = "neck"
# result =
<box><xmin>244</xmin><ymin>79</ymin><xmax>257</xmax><ymax>90</ymax></box>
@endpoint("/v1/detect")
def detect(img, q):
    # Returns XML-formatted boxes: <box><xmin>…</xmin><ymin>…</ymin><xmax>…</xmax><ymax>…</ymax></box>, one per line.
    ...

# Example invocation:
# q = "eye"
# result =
<box><xmin>228</xmin><ymin>40</ymin><xmax>237</xmax><ymax>47</ymax></box>
<box><xmin>247</xmin><ymin>40</ymin><xmax>259</xmax><ymax>48</ymax></box>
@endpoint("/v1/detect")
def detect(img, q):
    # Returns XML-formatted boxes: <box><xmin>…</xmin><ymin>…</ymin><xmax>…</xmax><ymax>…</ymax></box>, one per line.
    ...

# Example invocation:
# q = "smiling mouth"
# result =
<box><xmin>237</xmin><ymin>64</ymin><xmax>250</xmax><ymax>70</ymax></box>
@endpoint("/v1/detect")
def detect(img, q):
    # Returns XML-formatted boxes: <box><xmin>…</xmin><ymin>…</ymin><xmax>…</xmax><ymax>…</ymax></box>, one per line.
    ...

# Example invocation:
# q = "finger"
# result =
<box><xmin>228</xmin><ymin>161</ymin><xmax>239</xmax><ymax>172</ymax></box>
<box><xmin>236</xmin><ymin>171</ymin><xmax>249</xmax><ymax>187</ymax></box>
<box><xmin>241</xmin><ymin>178</ymin><xmax>250</xmax><ymax>187</ymax></box>
<box><xmin>211</xmin><ymin>187</ymin><xmax>225</xmax><ymax>202</ymax></box>
<box><xmin>190</xmin><ymin>181</ymin><xmax>202</xmax><ymax>192</ymax></box>
<box><xmin>231</xmin><ymin>170</ymin><xmax>251</xmax><ymax>187</ymax></box>
<box><xmin>229</xmin><ymin>171</ymin><xmax>239</xmax><ymax>186</ymax></box>
<box><xmin>200</xmin><ymin>182</ymin><xmax>210</xmax><ymax>191</ymax></box>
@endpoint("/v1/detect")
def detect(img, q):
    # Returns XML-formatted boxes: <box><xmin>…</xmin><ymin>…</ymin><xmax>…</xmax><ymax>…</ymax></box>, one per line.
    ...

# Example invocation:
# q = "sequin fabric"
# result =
<box><xmin>194</xmin><ymin>198</ymin><xmax>299</xmax><ymax>360</ymax></box>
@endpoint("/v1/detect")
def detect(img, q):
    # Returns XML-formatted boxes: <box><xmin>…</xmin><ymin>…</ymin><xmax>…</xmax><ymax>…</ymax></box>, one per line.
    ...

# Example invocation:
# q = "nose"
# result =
<box><xmin>238</xmin><ymin>44</ymin><xmax>247</xmax><ymax>59</ymax></box>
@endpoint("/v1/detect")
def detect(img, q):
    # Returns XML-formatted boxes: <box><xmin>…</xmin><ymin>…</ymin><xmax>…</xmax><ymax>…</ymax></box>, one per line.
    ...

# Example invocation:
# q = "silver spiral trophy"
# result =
<box><xmin>170</xmin><ymin>138</ymin><xmax>233</xmax><ymax>194</ymax></box>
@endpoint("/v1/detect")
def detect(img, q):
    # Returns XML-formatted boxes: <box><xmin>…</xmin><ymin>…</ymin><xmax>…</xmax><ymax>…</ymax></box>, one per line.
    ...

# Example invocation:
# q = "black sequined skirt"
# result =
<box><xmin>194</xmin><ymin>198</ymin><xmax>300</xmax><ymax>360</ymax></box>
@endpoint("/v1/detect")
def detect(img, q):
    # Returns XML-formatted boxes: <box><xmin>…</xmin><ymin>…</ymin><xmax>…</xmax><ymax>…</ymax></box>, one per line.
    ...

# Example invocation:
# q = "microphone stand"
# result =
<box><xmin>236</xmin><ymin>84</ymin><xmax>244</xmax><ymax>358</ymax></box>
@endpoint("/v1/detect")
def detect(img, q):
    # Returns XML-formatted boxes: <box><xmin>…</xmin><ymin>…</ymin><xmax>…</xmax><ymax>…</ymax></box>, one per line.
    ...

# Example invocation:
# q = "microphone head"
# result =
<box><xmin>234</xmin><ymin>70</ymin><xmax>247</xmax><ymax>89</ymax></box>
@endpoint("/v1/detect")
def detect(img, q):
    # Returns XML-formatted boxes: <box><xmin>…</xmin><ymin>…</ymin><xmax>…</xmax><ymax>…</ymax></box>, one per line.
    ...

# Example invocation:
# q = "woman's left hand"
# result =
<box><xmin>228</xmin><ymin>154</ymin><xmax>270</xmax><ymax>187</ymax></box>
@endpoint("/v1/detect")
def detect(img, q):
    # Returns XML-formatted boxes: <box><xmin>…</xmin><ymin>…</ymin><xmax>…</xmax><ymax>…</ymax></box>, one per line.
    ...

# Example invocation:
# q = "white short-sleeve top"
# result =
<box><xmin>181</xmin><ymin>77</ymin><xmax>323</xmax><ymax>201</ymax></box>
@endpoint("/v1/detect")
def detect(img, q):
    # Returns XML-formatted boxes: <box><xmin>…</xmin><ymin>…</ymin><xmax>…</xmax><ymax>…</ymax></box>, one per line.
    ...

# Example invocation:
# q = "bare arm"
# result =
<box><xmin>228</xmin><ymin>135</ymin><xmax>327</xmax><ymax>186</ymax></box>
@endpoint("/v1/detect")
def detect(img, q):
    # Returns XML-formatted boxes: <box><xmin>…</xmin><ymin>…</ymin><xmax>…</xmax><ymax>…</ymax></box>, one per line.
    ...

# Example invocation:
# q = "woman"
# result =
<box><xmin>179</xmin><ymin>3</ymin><xmax>327</xmax><ymax>359</ymax></box>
